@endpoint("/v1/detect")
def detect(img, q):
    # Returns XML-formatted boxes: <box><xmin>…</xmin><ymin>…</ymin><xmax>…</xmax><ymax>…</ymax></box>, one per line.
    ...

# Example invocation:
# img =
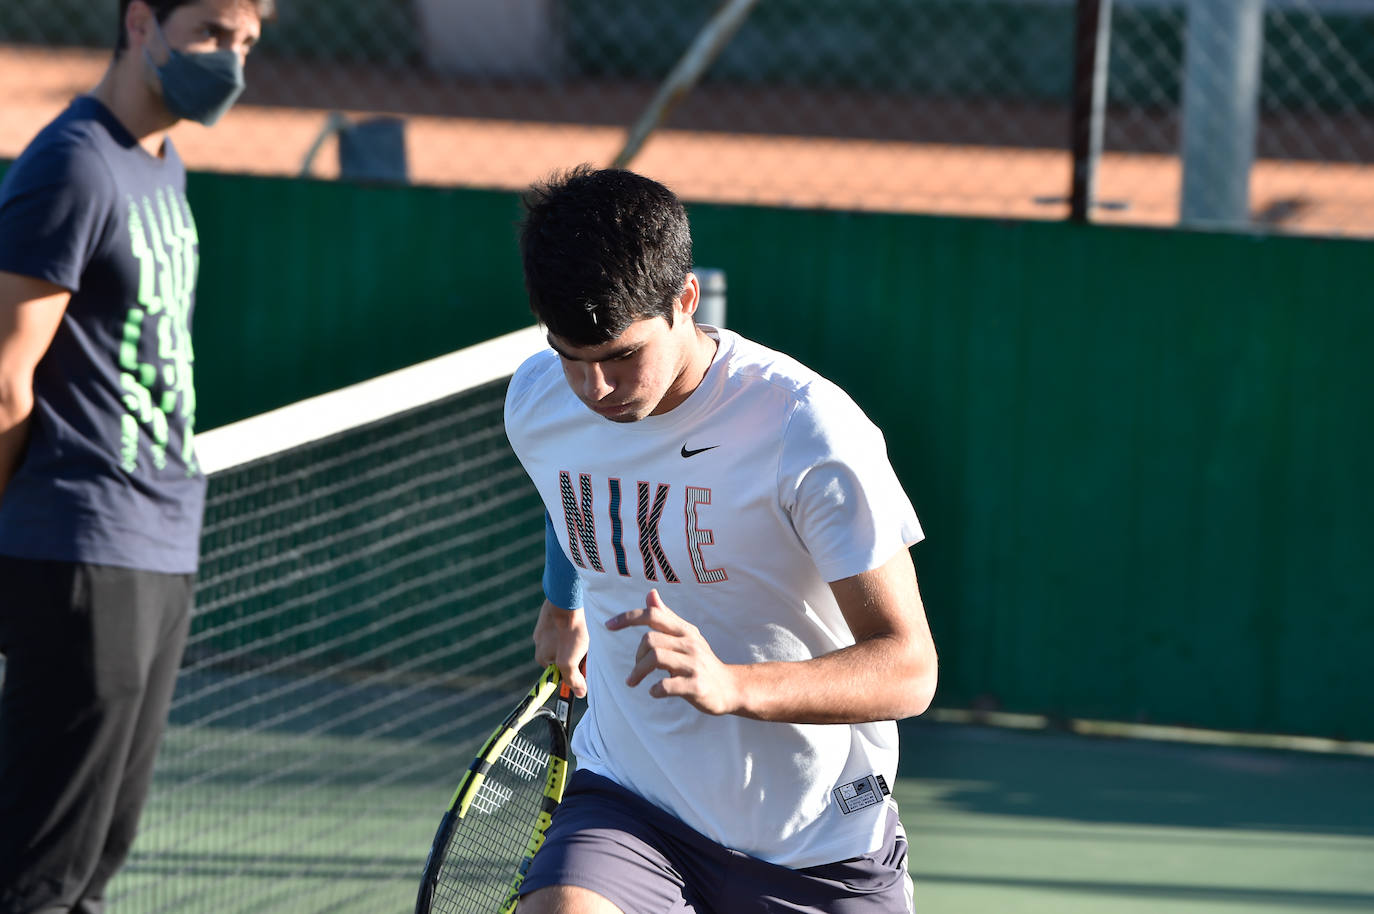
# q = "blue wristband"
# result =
<box><xmin>542</xmin><ymin>511</ymin><xmax>584</xmax><ymax>610</ymax></box>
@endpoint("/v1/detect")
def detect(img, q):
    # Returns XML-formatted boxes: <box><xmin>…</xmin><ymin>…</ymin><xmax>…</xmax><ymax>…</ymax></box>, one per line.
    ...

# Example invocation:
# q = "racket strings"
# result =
<box><xmin>502</xmin><ymin>732</ymin><xmax>550</xmax><ymax>780</ymax></box>
<box><xmin>468</xmin><ymin>780</ymin><xmax>514</xmax><ymax>816</ymax></box>
<box><xmin>466</xmin><ymin>735</ymin><xmax>546</xmax><ymax>815</ymax></box>
<box><xmin>429</xmin><ymin>718</ymin><xmax>558</xmax><ymax>912</ymax></box>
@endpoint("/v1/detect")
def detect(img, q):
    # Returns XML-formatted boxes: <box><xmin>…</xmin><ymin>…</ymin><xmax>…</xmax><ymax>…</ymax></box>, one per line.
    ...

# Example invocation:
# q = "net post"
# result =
<box><xmin>693</xmin><ymin>267</ymin><xmax>727</xmax><ymax>329</ymax></box>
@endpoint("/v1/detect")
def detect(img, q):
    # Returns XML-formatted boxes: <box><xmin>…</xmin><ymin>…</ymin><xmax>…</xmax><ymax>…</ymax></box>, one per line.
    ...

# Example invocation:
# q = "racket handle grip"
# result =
<box><xmin>555</xmin><ymin>678</ymin><xmax>573</xmax><ymax>728</ymax></box>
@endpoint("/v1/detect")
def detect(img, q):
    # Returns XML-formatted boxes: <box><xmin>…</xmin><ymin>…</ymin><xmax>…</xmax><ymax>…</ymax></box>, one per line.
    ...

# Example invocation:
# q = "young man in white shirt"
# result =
<box><xmin>505</xmin><ymin>166</ymin><xmax>938</xmax><ymax>914</ymax></box>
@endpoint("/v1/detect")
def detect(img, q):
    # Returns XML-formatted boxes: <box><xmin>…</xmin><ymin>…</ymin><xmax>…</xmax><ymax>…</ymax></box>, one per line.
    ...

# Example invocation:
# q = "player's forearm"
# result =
<box><xmin>728</xmin><ymin>632</ymin><xmax>937</xmax><ymax>725</ymax></box>
<box><xmin>533</xmin><ymin>599</ymin><xmax>590</xmax><ymax>697</ymax></box>
<box><xmin>722</xmin><ymin>549</ymin><xmax>938</xmax><ymax>724</ymax></box>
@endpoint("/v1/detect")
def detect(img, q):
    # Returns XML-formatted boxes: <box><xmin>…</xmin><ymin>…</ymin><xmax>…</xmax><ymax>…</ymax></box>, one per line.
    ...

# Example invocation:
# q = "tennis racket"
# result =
<box><xmin>415</xmin><ymin>665</ymin><xmax>573</xmax><ymax>914</ymax></box>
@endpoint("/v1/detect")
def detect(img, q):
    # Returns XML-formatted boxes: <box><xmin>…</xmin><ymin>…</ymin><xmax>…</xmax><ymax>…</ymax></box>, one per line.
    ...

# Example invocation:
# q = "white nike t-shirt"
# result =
<box><xmin>504</xmin><ymin>326</ymin><xmax>922</xmax><ymax>868</ymax></box>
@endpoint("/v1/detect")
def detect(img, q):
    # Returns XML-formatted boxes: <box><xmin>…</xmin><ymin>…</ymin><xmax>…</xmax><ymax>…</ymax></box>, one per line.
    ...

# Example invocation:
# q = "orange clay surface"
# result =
<box><xmin>2</xmin><ymin>44</ymin><xmax>1370</xmax><ymax>236</ymax></box>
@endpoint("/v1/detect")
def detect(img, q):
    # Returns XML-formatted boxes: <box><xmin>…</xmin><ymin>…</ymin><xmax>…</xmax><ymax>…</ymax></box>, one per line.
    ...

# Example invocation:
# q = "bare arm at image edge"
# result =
<box><xmin>0</xmin><ymin>271</ymin><xmax>70</xmax><ymax>500</ymax></box>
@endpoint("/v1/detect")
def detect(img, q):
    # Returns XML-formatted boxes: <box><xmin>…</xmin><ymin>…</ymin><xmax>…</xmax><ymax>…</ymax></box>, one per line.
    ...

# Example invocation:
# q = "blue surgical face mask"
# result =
<box><xmin>146</xmin><ymin>20</ymin><xmax>246</xmax><ymax>126</ymax></box>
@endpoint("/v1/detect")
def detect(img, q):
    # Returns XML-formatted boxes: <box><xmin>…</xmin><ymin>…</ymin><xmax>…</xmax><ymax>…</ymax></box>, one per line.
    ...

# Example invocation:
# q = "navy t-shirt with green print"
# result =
<box><xmin>0</xmin><ymin>96</ymin><xmax>205</xmax><ymax>574</ymax></box>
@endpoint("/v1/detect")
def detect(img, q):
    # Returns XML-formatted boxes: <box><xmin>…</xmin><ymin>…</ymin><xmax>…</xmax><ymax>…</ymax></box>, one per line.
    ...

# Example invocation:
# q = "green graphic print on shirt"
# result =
<box><xmin>122</xmin><ymin>187</ymin><xmax>198</xmax><ymax>476</ymax></box>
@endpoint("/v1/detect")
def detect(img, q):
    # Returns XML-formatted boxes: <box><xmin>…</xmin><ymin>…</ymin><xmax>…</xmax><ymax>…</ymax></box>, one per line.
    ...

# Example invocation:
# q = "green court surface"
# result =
<box><xmin>108</xmin><ymin>713</ymin><xmax>1374</xmax><ymax>913</ymax></box>
<box><xmin>109</xmin><ymin>725</ymin><xmax>449</xmax><ymax>913</ymax></box>
<box><xmin>895</xmin><ymin>720</ymin><xmax>1374</xmax><ymax>913</ymax></box>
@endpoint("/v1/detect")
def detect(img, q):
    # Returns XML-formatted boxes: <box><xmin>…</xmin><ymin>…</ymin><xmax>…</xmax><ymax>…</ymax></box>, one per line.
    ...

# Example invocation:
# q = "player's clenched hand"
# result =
<box><xmin>533</xmin><ymin>598</ymin><xmax>589</xmax><ymax>698</ymax></box>
<box><xmin>606</xmin><ymin>589</ymin><xmax>740</xmax><ymax>716</ymax></box>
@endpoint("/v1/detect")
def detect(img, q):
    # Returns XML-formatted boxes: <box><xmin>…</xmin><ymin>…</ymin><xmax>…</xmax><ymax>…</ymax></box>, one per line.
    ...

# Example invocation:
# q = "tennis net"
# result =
<box><xmin>106</xmin><ymin>325</ymin><xmax>551</xmax><ymax>913</ymax></box>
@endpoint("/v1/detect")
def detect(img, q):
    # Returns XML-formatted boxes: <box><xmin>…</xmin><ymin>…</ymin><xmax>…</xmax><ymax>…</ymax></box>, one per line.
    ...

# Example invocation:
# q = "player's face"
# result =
<box><xmin>548</xmin><ymin>284</ymin><xmax>705</xmax><ymax>423</ymax></box>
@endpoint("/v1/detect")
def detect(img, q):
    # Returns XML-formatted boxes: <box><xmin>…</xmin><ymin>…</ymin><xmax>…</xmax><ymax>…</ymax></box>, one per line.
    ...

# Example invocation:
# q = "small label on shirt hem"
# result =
<box><xmin>832</xmin><ymin>773</ymin><xmax>890</xmax><ymax>815</ymax></box>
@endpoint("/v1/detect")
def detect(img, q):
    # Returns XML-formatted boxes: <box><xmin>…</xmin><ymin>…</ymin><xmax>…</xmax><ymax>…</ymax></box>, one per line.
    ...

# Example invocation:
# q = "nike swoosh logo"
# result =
<box><xmin>680</xmin><ymin>444</ymin><xmax>720</xmax><ymax>458</ymax></box>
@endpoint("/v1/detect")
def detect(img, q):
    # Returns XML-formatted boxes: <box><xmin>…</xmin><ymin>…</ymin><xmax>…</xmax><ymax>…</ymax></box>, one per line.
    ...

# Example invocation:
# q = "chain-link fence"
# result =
<box><xmin>1</xmin><ymin>1</ymin><xmax>1371</xmax><ymax>232</ymax></box>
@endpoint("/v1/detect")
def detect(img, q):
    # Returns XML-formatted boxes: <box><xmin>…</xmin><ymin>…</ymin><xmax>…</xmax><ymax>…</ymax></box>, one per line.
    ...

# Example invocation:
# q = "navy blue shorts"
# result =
<box><xmin>520</xmin><ymin>770</ymin><xmax>912</xmax><ymax>913</ymax></box>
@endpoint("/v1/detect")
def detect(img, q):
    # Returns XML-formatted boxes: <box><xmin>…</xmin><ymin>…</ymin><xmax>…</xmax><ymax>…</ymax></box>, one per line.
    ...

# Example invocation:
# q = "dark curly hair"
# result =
<box><xmin>519</xmin><ymin>166</ymin><xmax>694</xmax><ymax>347</ymax></box>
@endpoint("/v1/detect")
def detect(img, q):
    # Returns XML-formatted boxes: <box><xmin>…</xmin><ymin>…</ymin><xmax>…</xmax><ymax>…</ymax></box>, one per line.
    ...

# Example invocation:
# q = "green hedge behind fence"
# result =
<box><xmin>575</xmin><ymin>0</ymin><xmax>1373</xmax><ymax>110</ymax></box>
<box><xmin>3</xmin><ymin>0</ymin><xmax>1371</xmax><ymax>110</ymax></box>
<box><xmin>3</xmin><ymin>162</ymin><xmax>1369</xmax><ymax>741</ymax></box>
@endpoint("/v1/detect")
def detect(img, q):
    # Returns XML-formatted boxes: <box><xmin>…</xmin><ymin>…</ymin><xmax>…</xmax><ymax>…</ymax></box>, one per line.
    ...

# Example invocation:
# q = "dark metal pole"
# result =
<box><xmin>1069</xmin><ymin>0</ymin><xmax>1113</xmax><ymax>222</ymax></box>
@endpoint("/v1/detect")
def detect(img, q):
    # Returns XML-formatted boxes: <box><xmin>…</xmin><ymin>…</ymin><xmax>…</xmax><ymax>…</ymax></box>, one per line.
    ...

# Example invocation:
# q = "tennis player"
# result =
<box><xmin>0</xmin><ymin>2</ymin><xmax>270</xmax><ymax>911</ymax></box>
<box><xmin>505</xmin><ymin>166</ymin><xmax>938</xmax><ymax>913</ymax></box>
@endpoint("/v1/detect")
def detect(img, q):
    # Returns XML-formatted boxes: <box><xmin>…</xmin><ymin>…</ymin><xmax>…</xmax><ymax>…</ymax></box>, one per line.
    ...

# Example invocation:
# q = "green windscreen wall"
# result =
<box><xmin>689</xmin><ymin>208</ymin><xmax>1371</xmax><ymax>742</ymax></box>
<box><xmin>182</xmin><ymin>173</ymin><xmax>533</xmax><ymax>429</ymax></box>
<box><xmin>3</xmin><ymin>163</ymin><xmax>1367</xmax><ymax>741</ymax></box>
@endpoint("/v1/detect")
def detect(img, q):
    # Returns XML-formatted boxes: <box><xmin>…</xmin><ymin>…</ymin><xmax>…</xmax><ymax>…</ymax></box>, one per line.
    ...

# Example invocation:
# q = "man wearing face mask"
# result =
<box><xmin>0</xmin><ymin>2</ymin><xmax>271</xmax><ymax>911</ymax></box>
